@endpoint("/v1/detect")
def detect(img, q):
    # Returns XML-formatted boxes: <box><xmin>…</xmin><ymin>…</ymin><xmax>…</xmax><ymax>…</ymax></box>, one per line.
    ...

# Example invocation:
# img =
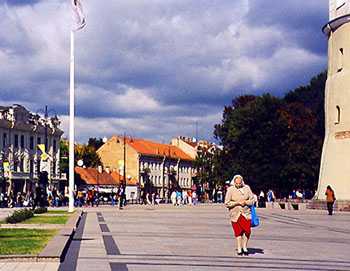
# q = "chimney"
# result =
<box><xmin>106</xmin><ymin>167</ymin><xmax>110</xmax><ymax>174</ymax></box>
<box><xmin>98</xmin><ymin>165</ymin><xmax>103</xmax><ymax>173</ymax></box>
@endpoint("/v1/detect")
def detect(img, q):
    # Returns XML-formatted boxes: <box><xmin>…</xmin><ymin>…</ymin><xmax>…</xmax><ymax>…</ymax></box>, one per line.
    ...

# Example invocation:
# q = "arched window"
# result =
<box><xmin>336</xmin><ymin>105</ymin><xmax>341</xmax><ymax>124</ymax></box>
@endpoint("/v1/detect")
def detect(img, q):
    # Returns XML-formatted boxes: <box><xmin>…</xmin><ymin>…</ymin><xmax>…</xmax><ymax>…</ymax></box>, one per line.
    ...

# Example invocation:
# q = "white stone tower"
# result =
<box><xmin>318</xmin><ymin>0</ymin><xmax>350</xmax><ymax>200</ymax></box>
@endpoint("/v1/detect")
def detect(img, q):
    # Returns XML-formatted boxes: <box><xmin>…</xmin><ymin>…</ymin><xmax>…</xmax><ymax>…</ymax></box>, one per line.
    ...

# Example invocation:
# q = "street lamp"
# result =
<box><xmin>116</xmin><ymin>132</ymin><xmax>133</xmax><ymax>187</ymax></box>
<box><xmin>36</xmin><ymin>105</ymin><xmax>57</xmax><ymax>191</ymax></box>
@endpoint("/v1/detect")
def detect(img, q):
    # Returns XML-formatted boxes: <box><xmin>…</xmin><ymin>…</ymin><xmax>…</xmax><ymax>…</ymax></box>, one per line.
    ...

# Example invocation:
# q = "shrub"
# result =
<box><xmin>5</xmin><ymin>208</ymin><xmax>34</xmax><ymax>224</ymax></box>
<box><xmin>34</xmin><ymin>207</ymin><xmax>48</xmax><ymax>214</ymax></box>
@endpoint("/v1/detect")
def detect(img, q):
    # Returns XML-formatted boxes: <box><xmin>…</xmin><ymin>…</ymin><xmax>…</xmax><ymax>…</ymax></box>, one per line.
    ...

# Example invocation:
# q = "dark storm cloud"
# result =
<box><xmin>246</xmin><ymin>0</ymin><xmax>328</xmax><ymax>55</ymax></box>
<box><xmin>0</xmin><ymin>0</ymin><xmax>329</xmax><ymax>143</ymax></box>
<box><xmin>3</xmin><ymin>0</ymin><xmax>42</xmax><ymax>6</ymax></box>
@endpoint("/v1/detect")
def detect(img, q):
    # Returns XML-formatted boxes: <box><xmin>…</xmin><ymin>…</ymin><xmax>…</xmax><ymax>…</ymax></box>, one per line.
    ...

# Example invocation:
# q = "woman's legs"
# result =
<box><xmin>236</xmin><ymin>236</ymin><xmax>242</xmax><ymax>253</ymax></box>
<box><xmin>243</xmin><ymin>233</ymin><xmax>249</xmax><ymax>252</ymax></box>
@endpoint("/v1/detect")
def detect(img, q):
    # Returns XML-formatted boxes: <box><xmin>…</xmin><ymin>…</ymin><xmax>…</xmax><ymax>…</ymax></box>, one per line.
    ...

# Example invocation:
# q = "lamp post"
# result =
<box><xmin>36</xmin><ymin>105</ymin><xmax>57</xmax><ymax>191</ymax></box>
<box><xmin>116</xmin><ymin>132</ymin><xmax>133</xmax><ymax>187</ymax></box>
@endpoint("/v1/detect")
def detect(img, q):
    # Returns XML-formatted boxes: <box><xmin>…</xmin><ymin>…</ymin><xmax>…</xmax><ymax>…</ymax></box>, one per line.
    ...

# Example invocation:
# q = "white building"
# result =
<box><xmin>0</xmin><ymin>104</ymin><xmax>64</xmax><ymax>194</ymax></box>
<box><xmin>318</xmin><ymin>0</ymin><xmax>350</xmax><ymax>200</ymax></box>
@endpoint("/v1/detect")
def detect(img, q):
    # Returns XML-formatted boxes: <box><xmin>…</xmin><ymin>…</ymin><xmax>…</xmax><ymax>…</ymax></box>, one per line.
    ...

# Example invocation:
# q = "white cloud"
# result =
<box><xmin>0</xmin><ymin>0</ymin><xmax>329</xmax><ymax>144</ymax></box>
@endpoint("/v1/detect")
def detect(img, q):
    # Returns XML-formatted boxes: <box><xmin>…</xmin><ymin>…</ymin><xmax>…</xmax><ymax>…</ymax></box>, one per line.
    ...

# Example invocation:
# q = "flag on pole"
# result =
<box><xmin>118</xmin><ymin>160</ymin><xmax>124</xmax><ymax>176</ymax></box>
<box><xmin>37</xmin><ymin>144</ymin><xmax>45</xmax><ymax>153</ymax></box>
<box><xmin>72</xmin><ymin>0</ymin><xmax>86</xmax><ymax>31</ymax></box>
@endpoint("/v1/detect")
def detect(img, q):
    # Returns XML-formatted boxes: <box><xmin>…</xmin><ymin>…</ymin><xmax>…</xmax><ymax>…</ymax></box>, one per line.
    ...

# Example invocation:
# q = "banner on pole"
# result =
<box><xmin>3</xmin><ymin>162</ymin><xmax>10</xmax><ymax>178</ymax></box>
<box><xmin>118</xmin><ymin>160</ymin><xmax>124</xmax><ymax>176</ymax></box>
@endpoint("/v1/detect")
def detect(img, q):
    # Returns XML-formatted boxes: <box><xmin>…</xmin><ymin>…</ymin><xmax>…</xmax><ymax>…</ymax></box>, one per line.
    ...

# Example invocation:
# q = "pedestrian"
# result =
<box><xmin>140</xmin><ymin>190</ymin><xmax>147</xmax><ymax>205</ymax></box>
<box><xmin>258</xmin><ymin>190</ymin><xmax>265</xmax><ymax>207</ymax></box>
<box><xmin>52</xmin><ymin>186</ymin><xmax>59</xmax><ymax>207</ymax></box>
<box><xmin>182</xmin><ymin>190</ymin><xmax>188</xmax><ymax>205</ymax></box>
<box><xmin>187</xmin><ymin>190</ymin><xmax>193</xmax><ymax>205</ymax></box>
<box><xmin>192</xmin><ymin>190</ymin><xmax>197</xmax><ymax>205</ymax></box>
<box><xmin>32</xmin><ymin>182</ymin><xmax>44</xmax><ymax>211</ymax></box>
<box><xmin>267</xmin><ymin>189</ymin><xmax>275</xmax><ymax>202</ymax></box>
<box><xmin>325</xmin><ymin>185</ymin><xmax>336</xmax><ymax>215</ymax></box>
<box><xmin>86</xmin><ymin>190</ymin><xmax>92</xmax><ymax>207</ymax></box>
<box><xmin>77</xmin><ymin>189</ymin><xmax>84</xmax><ymax>207</ymax></box>
<box><xmin>225</xmin><ymin>174</ymin><xmax>254</xmax><ymax>256</ymax></box>
<box><xmin>171</xmin><ymin>190</ymin><xmax>177</xmax><ymax>205</ymax></box>
<box><xmin>176</xmin><ymin>190</ymin><xmax>182</xmax><ymax>206</ymax></box>
<box><xmin>118</xmin><ymin>185</ymin><xmax>126</xmax><ymax>209</ymax></box>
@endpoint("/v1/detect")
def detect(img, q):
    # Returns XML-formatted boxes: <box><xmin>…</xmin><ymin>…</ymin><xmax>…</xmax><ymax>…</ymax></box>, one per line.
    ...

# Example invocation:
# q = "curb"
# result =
<box><xmin>0</xmin><ymin>210</ymin><xmax>83</xmax><ymax>262</ymax></box>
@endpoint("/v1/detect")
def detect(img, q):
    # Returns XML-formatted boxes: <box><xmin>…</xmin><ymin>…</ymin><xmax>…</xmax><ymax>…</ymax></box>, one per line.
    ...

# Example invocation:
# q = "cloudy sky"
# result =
<box><xmin>0</xmin><ymin>0</ymin><xmax>329</xmax><ymax>144</ymax></box>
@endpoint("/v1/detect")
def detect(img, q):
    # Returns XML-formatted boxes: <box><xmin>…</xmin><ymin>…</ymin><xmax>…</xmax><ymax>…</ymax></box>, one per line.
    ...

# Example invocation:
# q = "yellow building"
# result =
<box><xmin>97</xmin><ymin>136</ymin><xmax>196</xmax><ymax>199</ymax></box>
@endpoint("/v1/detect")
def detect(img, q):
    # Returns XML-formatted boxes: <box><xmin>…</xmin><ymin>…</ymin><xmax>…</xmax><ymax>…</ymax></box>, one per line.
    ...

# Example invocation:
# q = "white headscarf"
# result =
<box><xmin>230</xmin><ymin>174</ymin><xmax>245</xmax><ymax>195</ymax></box>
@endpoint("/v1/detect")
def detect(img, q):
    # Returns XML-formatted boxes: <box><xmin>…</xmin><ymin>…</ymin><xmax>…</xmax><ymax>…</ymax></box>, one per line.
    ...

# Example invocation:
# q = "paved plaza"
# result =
<box><xmin>1</xmin><ymin>204</ymin><xmax>350</xmax><ymax>270</ymax></box>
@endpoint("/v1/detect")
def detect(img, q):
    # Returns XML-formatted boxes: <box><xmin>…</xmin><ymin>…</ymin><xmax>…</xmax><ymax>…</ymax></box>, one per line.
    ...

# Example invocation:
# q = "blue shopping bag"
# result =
<box><xmin>250</xmin><ymin>204</ymin><xmax>259</xmax><ymax>227</ymax></box>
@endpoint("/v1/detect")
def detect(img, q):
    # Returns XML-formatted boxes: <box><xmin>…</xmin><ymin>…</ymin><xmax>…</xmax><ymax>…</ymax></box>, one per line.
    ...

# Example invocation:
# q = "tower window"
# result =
<box><xmin>337</xmin><ymin>48</ymin><xmax>344</xmax><ymax>72</ymax></box>
<box><xmin>335</xmin><ymin>105</ymin><xmax>341</xmax><ymax>124</ymax></box>
<box><xmin>337</xmin><ymin>0</ymin><xmax>346</xmax><ymax>9</ymax></box>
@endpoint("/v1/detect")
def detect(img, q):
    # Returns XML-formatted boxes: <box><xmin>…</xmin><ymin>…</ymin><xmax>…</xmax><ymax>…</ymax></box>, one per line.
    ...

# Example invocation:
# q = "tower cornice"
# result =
<box><xmin>323</xmin><ymin>13</ymin><xmax>350</xmax><ymax>36</ymax></box>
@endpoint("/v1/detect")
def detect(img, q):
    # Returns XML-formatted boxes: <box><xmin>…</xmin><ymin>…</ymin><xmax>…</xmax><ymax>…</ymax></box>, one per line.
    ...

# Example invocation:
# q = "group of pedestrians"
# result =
<box><xmin>170</xmin><ymin>189</ymin><xmax>197</xmax><ymax>206</ymax></box>
<box><xmin>75</xmin><ymin>187</ymin><xmax>99</xmax><ymax>207</ymax></box>
<box><xmin>0</xmin><ymin>182</ymin><xmax>65</xmax><ymax>210</ymax></box>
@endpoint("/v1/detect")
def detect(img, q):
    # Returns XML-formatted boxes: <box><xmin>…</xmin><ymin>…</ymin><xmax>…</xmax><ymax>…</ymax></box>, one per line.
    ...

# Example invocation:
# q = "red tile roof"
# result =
<box><xmin>75</xmin><ymin>167</ymin><xmax>136</xmax><ymax>186</ymax></box>
<box><xmin>120</xmin><ymin>137</ymin><xmax>194</xmax><ymax>161</ymax></box>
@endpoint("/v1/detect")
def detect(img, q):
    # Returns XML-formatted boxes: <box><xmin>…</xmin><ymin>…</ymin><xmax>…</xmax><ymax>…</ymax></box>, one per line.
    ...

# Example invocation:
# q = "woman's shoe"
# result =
<box><xmin>243</xmin><ymin>249</ymin><xmax>249</xmax><ymax>256</ymax></box>
<box><xmin>237</xmin><ymin>250</ymin><xmax>243</xmax><ymax>256</ymax></box>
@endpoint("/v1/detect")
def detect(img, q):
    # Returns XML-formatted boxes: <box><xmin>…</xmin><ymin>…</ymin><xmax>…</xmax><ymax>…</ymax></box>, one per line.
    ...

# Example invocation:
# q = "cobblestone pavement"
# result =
<box><xmin>1</xmin><ymin>204</ymin><xmax>350</xmax><ymax>270</ymax></box>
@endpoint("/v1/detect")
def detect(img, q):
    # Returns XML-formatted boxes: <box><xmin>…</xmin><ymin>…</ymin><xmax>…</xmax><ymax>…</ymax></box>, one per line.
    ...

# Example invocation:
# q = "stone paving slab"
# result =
<box><xmin>1</xmin><ymin>205</ymin><xmax>350</xmax><ymax>270</ymax></box>
<box><xmin>59</xmin><ymin>204</ymin><xmax>350</xmax><ymax>271</ymax></box>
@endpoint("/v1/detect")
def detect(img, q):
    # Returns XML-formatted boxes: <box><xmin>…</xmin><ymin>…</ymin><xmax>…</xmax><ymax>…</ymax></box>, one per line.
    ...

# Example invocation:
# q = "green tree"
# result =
<box><xmin>214</xmin><ymin>94</ymin><xmax>285</xmax><ymax>194</ymax></box>
<box><xmin>60</xmin><ymin>140</ymin><xmax>69</xmax><ymax>177</ymax></box>
<box><xmin>278</xmin><ymin>102</ymin><xmax>322</xmax><ymax>192</ymax></box>
<box><xmin>213</xmin><ymin>72</ymin><xmax>326</xmax><ymax>197</ymax></box>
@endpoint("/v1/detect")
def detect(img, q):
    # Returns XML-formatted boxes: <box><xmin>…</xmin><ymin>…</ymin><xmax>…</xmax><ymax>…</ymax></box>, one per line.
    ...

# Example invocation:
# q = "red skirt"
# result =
<box><xmin>231</xmin><ymin>215</ymin><xmax>251</xmax><ymax>237</ymax></box>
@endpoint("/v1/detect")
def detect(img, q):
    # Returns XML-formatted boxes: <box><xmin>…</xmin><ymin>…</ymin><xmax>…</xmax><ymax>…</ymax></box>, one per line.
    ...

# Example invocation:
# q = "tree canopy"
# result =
<box><xmin>214</xmin><ymin>71</ymin><xmax>326</xmax><ymax>198</ymax></box>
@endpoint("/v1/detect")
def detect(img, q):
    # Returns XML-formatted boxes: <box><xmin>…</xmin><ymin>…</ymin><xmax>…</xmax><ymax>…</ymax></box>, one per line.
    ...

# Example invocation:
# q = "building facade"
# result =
<box><xmin>0</xmin><ymin>104</ymin><xmax>64</xmax><ymax>194</ymax></box>
<box><xmin>97</xmin><ymin>136</ymin><xmax>196</xmax><ymax>200</ymax></box>
<box><xmin>318</xmin><ymin>0</ymin><xmax>350</xmax><ymax>200</ymax></box>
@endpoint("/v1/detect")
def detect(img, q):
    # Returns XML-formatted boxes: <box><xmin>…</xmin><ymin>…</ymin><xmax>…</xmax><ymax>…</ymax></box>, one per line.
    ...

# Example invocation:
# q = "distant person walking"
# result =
<box><xmin>325</xmin><ymin>185</ymin><xmax>336</xmax><ymax>215</ymax></box>
<box><xmin>32</xmin><ymin>182</ymin><xmax>44</xmax><ymax>211</ymax></box>
<box><xmin>267</xmin><ymin>189</ymin><xmax>275</xmax><ymax>202</ymax></box>
<box><xmin>225</xmin><ymin>174</ymin><xmax>254</xmax><ymax>256</ymax></box>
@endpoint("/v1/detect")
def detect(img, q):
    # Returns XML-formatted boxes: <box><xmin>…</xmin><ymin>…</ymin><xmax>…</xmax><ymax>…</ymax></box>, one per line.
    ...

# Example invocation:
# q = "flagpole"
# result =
<box><xmin>69</xmin><ymin>29</ymin><xmax>75</xmax><ymax>213</ymax></box>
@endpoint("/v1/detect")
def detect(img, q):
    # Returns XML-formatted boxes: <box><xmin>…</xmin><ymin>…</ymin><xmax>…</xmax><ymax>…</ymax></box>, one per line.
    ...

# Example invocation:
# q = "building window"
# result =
<box><xmin>20</xmin><ymin>135</ymin><xmax>25</xmax><ymax>148</ymax></box>
<box><xmin>338</xmin><ymin>48</ymin><xmax>344</xmax><ymax>72</ymax></box>
<box><xmin>30</xmin><ymin>136</ymin><xmax>34</xmax><ymax>150</ymax></box>
<box><xmin>336</xmin><ymin>105</ymin><xmax>341</xmax><ymax>124</ymax></box>
<box><xmin>30</xmin><ymin>160</ymin><xmax>34</xmax><ymax>173</ymax></box>
<box><xmin>14</xmin><ymin>134</ymin><xmax>19</xmax><ymax>148</ymax></box>
<box><xmin>3</xmin><ymin>133</ymin><xmax>7</xmax><ymax>148</ymax></box>
<box><xmin>37</xmin><ymin>137</ymin><xmax>41</xmax><ymax>145</ymax></box>
<box><xmin>14</xmin><ymin>159</ymin><xmax>19</xmax><ymax>172</ymax></box>
<box><xmin>20</xmin><ymin>160</ymin><xmax>24</xmax><ymax>172</ymax></box>
<box><xmin>53</xmin><ymin>140</ymin><xmax>57</xmax><ymax>152</ymax></box>
<box><xmin>53</xmin><ymin>160</ymin><xmax>56</xmax><ymax>175</ymax></box>
<box><xmin>337</xmin><ymin>0</ymin><xmax>346</xmax><ymax>9</ymax></box>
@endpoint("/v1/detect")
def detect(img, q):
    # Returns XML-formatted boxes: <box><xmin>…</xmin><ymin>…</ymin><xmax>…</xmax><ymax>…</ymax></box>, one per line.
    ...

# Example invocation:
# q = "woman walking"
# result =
<box><xmin>325</xmin><ymin>185</ymin><xmax>336</xmax><ymax>215</ymax></box>
<box><xmin>225</xmin><ymin>175</ymin><xmax>254</xmax><ymax>256</ymax></box>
